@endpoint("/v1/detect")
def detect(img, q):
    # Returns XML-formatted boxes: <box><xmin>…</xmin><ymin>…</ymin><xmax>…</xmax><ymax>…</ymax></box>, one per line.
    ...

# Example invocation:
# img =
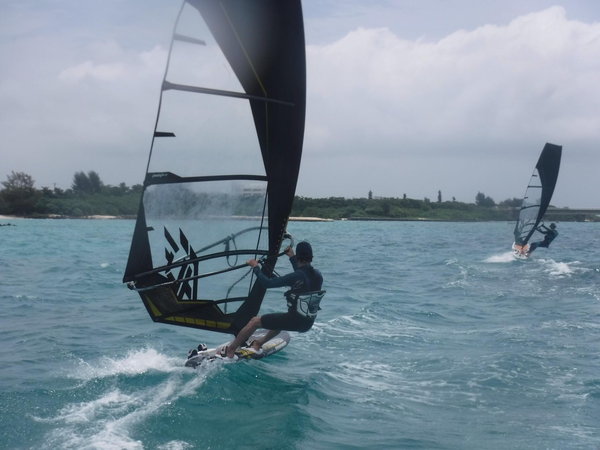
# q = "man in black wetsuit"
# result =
<box><xmin>223</xmin><ymin>241</ymin><xmax>323</xmax><ymax>358</ymax></box>
<box><xmin>528</xmin><ymin>223</ymin><xmax>558</xmax><ymax>254</ymax></box>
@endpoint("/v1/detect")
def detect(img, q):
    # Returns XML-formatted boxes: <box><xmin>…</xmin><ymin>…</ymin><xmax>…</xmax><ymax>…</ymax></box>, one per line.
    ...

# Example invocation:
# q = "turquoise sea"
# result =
<box><xmin>1</xmin><ymin>218</ymin><xmax>599</xmax><ymax>449</ymax></box>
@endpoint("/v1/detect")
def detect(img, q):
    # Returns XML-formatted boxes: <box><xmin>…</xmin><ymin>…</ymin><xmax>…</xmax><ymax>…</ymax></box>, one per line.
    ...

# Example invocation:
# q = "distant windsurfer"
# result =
<box><xmin>222</xmin><ymin>241</ymin><xmax>323</xmax><ymax>358</ymax></box>
<box><xmin>527</xmin><ymin>223</ymin><xmax>558</xmax><ymax>254</ymax></box>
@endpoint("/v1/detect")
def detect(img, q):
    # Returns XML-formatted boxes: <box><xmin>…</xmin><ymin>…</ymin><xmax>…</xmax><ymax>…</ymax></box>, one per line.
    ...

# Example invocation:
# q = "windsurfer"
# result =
<box><xmin>222</xmin><ymin>241</ymin><xmax>323</xmax><ymax>358</ymax></box>
<box><xmin>527</xmin><ymin>223</ymin><xmax>558</xmax><ymax>254</ymax></box>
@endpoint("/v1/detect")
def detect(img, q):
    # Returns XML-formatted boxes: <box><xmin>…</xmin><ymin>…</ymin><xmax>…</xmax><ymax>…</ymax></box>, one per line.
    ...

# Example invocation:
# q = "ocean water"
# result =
<box><xmin>1</xmin><ymin>218</ymin><xmax>599</xmax><ymax>449</ymax></box>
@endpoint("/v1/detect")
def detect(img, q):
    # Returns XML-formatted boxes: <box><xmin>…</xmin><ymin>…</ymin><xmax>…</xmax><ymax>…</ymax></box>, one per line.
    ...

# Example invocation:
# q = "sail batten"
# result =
<box><xmin>144</xmin><ymin>172</ymin><xmax>268</xmax><ymax>186</ymax></box>
<box><xmin>124</xmin><ymin>0</ymin><xmax>306</xmax><ymax>335</ymax></box>
<box><xmin>162</xmin><ymin>81</ymin><xmax>294</xmax><ymax>106</ymax></box>
<box><xmin>131</xmin><ymin>248</ymin><xmax>270</xmax><ymax>281</ymax></box>
<box><xmin>173</xmin><ymin>33</ymin><xmax>206</xmax><ymax>46</ymax></box>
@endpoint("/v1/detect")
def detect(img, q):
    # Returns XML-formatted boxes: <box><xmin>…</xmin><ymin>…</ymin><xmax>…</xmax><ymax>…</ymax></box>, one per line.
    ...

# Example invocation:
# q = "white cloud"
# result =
<box><xmin>299</xmin><ymin>6</ymin><xmax>600</xmax><ymax>205</ymax></box>
<box><xmin>0</xmin><ymin>34</ymin><xmax>166</xmax><ymax>188</ymax></box>
<box><xmin>59</xmin><ymin>44</ymin><xmax>165</xmax><ymax>83</ymax></box>
<box><xmin>1</xmin><ymin>2</ymin><xmax>599</xmax><ymax>207</ymax></box>
<box><xmin>308</xmin><ymin>6</ymin><xmax>600</xmax><ymax>148</ymax></box>
<box><xmin>59</xmin><ymin>61</ymin><xmax>127</xmax><ymax>82</ymax></box>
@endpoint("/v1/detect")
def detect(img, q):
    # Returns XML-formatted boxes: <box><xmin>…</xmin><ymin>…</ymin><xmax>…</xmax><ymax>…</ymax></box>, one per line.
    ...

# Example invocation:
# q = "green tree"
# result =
<box><xmin>475</xmin><ymin>191</ymin><xmax>496</xmax><ymax>207</ymax></box>
<box><xmin>72</xmin><ymin>170</ymin><xmax>103</xmax><ymax>194</ymax></box>
<box><xmin>72</xmin><ymin>171</ymin><xmax>91</xmax><ymax>193</ymax></box>
<box><xmin>0</xmin><ymin>171</ymin><xmax>40</xmax><ymax>215</ymax></box>
<box><xmin>499</xmin><ymin>197</ymin><xmax>521</xmax><ymax>207</ymax></box>
<box><xmin>88</xmin><ymin>171</ymin><xmax>103</xmax><ymax>193</ymax></box>
<box><xmin>382</xmin><ymin>200</ymin><xmax>391</xmax><ymax>215</ymax></box>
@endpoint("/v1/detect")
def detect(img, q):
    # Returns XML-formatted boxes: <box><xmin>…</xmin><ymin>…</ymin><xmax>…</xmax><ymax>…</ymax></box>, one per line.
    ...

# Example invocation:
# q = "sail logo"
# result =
<box><xmin>163</xmin><ymin>226</ymin><xmax>199</xmax><ymax>301</ymax></box>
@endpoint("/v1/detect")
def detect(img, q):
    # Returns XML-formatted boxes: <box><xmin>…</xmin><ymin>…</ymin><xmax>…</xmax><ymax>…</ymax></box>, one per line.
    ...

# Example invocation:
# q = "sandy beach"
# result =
<box><xmin>0</xmin><ymin>214</ymin><xmax>122</xmax><ymax>221</ymax></box>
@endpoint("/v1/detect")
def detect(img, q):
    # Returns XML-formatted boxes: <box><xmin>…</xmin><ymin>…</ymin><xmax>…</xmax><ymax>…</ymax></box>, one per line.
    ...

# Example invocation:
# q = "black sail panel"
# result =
<box><xmin>123</xmin><ymin>200</ymin><xmax>153</xmax><ymax>282</ymax></box>
<box><xmin>188</xmin><ymin>0</ymin><xmax>306</xmax><ymax>256</ymax></box>
<box><xmin>536</xmin><ymin>143</ymin><xmax>562</xmax><ymax>221</ymax></box>
<box><xmin>123</xmin><ymin>0</ymin><xmax>306</xmax><ymax>335</ymax></box>
<box><xmin>513</xmin><ymin>143</ymin><xmax>562</xmax><ymax>245</ymax></box>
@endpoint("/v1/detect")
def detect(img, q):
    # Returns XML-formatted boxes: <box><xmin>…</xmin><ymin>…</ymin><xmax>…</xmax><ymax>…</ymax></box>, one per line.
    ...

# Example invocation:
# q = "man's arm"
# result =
<box><xmin>537</xmin><ymin>224</ymin><xmax>549</xmax><ymax>234</ymax></box>
<box><xmin>252</xmin><ymin>266</ymin><xmax>302</xmax><ymax>288</ymax></box>
<box><xmin>284</xmin><ymin>246</ymin><xmax>299</xmax><ymax>270</ymax></box>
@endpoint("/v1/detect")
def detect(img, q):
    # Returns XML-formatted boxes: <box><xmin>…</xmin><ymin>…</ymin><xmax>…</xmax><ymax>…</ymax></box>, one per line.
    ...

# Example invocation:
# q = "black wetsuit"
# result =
<box><xmin>528</xmin><ymin>226</ymin><xmax>558</xmax><ymax>253</ymax></box>
<box><xmin>252</xmin><ymin>256</ymin><xmax>323</xmax><ymax>332</ymax></box>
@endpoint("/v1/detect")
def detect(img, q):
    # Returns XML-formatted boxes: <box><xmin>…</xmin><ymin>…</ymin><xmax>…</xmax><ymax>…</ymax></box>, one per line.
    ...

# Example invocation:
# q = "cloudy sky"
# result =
<box><xmin>1</xmin><ymin>0</ymin><xmax>599</xmax><ymax>207</ymax></box>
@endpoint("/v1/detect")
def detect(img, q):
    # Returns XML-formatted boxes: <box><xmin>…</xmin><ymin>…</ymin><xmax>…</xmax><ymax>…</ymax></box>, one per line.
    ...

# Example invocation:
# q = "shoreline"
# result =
<box><xmin>0</xmin><ymin>214</ymin><xmax>336</xmax><ymax>222</ymax></box>
<box><xmin>289</xmin><ymin>216</ymin><xmax>334</xmax><ymax>222</ymax></box>
<box><xmin>0</xmin><ymin>214</ymin><xmax>126</xmax><ymax>220</ymax></box>
<box><xmin>1</xmin><ymin>214</ymin><xmax>599</xmax><ymax>223</ymax></box>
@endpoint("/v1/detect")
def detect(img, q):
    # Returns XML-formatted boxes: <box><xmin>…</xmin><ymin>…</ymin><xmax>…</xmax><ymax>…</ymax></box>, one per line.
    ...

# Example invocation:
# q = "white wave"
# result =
<box><xmin>484</xmin><ymin>252</ymin><xmax>516</xmax><ymax>263</ymax></box>
<box><xmin>36</xmin><ymin>352</ymin><xmax>219</xmax><ymax>450</ymax></box>
<box><xmin>539</xmin><ymin>259</ymin><xmax>575</xmax><ymax>277</ymax></box>
<box><xmin>332</xmin><ymin>360</ymin><xmax>398</xmax><ymax>392</ymax></box>
<box><xmin>157</xmin><ymin>441</ymin><xmax>194</xmax><ymax>450</ymax></box>
<box><xmin>14</xmin><ymin>294</ymin><xmax>41</xmax><ymax>300</ymax></box>
<box><xmin>33</xmin><ymin>390</ymin><xmax>138</xmax><ymax>425</ymax></box>
<box><xmin>70</xmin><ymin>347</ymin><xmax>187</xmax><ymax>381</ymax></box>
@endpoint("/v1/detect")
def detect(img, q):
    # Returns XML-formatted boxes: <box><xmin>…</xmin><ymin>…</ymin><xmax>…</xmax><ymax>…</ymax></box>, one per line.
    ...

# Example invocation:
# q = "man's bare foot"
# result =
<box><xmin>220</xmin><ymin>346</ymin><xmax>236</xmax><ymax>359</ymax></box>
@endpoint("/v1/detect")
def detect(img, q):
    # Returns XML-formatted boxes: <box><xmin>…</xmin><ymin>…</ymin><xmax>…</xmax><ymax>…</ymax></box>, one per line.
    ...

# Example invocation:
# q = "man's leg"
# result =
<box><xmin>250</xmin><ymin>329</ymin><xmax>281</xmax><ymax>350</ymax></box>
<box><xmin>225</xmin><ymin>316</ymin><xmax>262</xmax><ymax>358</ymax></box>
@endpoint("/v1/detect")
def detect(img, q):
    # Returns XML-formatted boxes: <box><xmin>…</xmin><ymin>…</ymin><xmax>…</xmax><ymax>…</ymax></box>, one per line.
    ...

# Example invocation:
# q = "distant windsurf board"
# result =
<box><xmin>512</xmin><ymin>242</ymin><xmax>530</xmax><ymax>260</ymax></box>
<box><xmin>185</xmin><ymin>331</ymin><xmax>290</xmax><ymax>368</ymax></box>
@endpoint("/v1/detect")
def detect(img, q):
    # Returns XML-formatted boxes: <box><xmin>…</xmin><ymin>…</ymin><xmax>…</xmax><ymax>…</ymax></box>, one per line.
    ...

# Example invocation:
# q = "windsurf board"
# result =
<box><xmin>185</xmin><ymin>331</ymin><xmax>290</xmax><ymax>368</ymax></box>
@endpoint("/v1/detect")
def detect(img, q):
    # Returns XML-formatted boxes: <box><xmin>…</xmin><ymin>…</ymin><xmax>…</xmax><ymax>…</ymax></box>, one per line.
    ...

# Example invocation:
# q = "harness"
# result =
<box><xmin>284</xmin><ymin>265</ymin><xmax>325</xmax><ymax>320</ymax></box>
<box><xmin>286</xmin><ymin>290</ymin><xmax>326</xmax><ymax>319</ymax></box>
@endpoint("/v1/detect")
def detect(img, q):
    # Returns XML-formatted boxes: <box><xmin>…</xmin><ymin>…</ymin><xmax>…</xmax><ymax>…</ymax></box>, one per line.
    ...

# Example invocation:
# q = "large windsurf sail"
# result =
<box><xmin>123</xmin><ymin>0</ymin><xmax>306</xmax><ymax>335</ymax></box>
<box><xmin>513</xmin><ymin>143</ymin><xmax>562</xmax><ymax>246</ymax></box>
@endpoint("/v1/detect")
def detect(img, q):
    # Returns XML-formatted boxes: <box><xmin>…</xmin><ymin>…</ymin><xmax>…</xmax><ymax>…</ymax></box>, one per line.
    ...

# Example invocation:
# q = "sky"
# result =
<box><xmin>1</xmin><ymin>0</ymin><xmax>599</xmax><ymax>208</ymax></box>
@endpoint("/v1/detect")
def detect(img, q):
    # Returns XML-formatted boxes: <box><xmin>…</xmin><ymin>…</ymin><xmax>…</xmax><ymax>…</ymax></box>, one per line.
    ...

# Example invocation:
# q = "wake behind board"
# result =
<box><xmin>185</xmin><ymin>331</ymin><xmax>291</xmax><ymax>368</ymax></box>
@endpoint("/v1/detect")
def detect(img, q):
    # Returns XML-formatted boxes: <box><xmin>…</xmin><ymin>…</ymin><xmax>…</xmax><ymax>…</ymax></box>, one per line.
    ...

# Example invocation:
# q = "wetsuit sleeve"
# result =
<box><xmin>252</xmin><ymin>266</ymin><xmax>302</xmax><ymax>289</ymax></box>
<box><xmin>289</xmin><ymin>255</ymin><xmax>299</xmax><ymax>271</ymax></box>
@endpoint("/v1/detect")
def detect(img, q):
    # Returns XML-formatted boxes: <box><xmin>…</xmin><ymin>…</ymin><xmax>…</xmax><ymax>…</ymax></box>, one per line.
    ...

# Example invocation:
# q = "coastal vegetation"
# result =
<box><xmin>0</xmin><ymin>171</ymin><xmax>142</xmax><ymax>218</ymax></box>
<box><xmin>1</xmin><ymin>171</ymin><xmax>598</xmax><ymax>221</ymax></box>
